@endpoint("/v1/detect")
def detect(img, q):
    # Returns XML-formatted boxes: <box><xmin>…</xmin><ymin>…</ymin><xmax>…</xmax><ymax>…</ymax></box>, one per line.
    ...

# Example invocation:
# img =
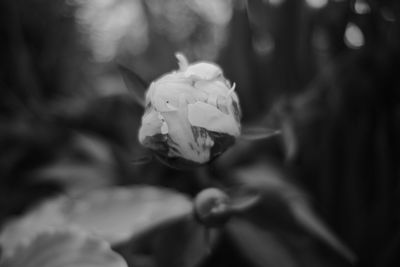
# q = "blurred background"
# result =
<box><xmin>0</xmin><ymin>0</ymin><xmax>400</xmax><ymax>266</ymax></box>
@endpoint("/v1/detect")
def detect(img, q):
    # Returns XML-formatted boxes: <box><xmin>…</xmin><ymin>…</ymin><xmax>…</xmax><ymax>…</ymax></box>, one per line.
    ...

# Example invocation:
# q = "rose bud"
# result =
<box><xmin>193</xmin><ymin>187</ymin><xmax>260</xmax><ymax>228</ymax></box>
<box><xmin>194</xmin><ymin>188</ymin><xmax>231</xmax><ymax>228</ymax></box>
<box><xmin>138</xmin><ymin>53</ymin><xmax>241</xmax><ymax>168</ymax></box>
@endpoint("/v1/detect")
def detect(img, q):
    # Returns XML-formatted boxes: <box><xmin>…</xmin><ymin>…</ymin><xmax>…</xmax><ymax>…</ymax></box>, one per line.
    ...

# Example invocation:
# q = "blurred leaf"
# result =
<box><xmin>0</xmin><ymin>197</ymin><xmax>67</xmax><ymax>257</ymax></box>
<box><xmin>228</xmin><ymin>218</ymin><xmax>299</xmax><ymax>267</ymax></box>
<box><xmin>240</xmin><ymin>126</ymin><xmax>281</xmax><ymax>141</ymax></box>
<box><xmin>234</xmin><ymin>162</ymin><xmax>297</xmax><ymax>194</ymax></box>
<box><xmin>0</xmin><ymin>186</ymin><xmax>193</xmax><ymax>256</ymax></box>
<box><xmin>131</xmin><ymin>155</ymin><xmax>154</xmax><ymax>165</ymax></box>
<box><xmin>0</xmin><ymin>229</ymin><xmax>127</xmax><ymax>267</ymax></box>
<box><xmin>123</xmin><ymin>216</ymin><xmax>218</xmax><ymax>267</ymax></box>
<box><xmin>233</xmin><ymin>162</ymin><xmax>356</xmax><ymax>263</ymax></box>
<box><xmin>118</xmin><ymin>64</ymin><xmax>148</xmax><ymax>108</ymax></box>
<box><xmin>65</xmin><ymin>186</ymin><xmax>192</xmax><ymax>244</ymax></box>
<box><xmin>228</xmin><ymin>191</ymin><xmax>261</xmax><ymax>214</ymax></box>
<box><xmin>288</xmin><ymin>198</ymin><xmax>356</xmax><ymax>263</ymax></box>
<box><xmin>36</xmin><ymin>133</ymin><xmax>116</xmax><ymax>195</ymax></box>
<box><xmin>281</xmin><ymin>118</ymin><xmax>298</xmax><ymax>161</ymax></box>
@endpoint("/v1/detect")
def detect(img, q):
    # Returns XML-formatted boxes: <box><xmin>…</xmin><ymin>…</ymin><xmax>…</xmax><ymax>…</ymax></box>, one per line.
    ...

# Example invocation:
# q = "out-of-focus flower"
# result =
<box><xmin>138</xmin><ymin>53</ymin><xmax>241</xmax><ymax>168</ymax></box>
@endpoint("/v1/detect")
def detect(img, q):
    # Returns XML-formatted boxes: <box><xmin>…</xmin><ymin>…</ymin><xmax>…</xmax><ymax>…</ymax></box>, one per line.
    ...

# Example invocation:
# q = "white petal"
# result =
<box><xmin>138</xmin><ymin>110</ymin><xmax>163</xmax><ymax>143</ymax></box>
<box><xmin>162</xmin><ymin>109</ymin><xmax>211</xmax><ymax>163</ymax></box>
<box><xmin>175</xmin><ymin>52</ymin><xmax>189</xmax><ymax>70</ymax></box>
<box><xmin>227</xmin><ymin>82</ymin><xmax>236</xmax><ymax>96</ymax></box>
<box><xmin>207</xmin><ymin>94</ymin><xmax>218</xmax><ymax>107</ymax></box>
<box><xmin>195</xmin><ymin>80</ymin><xmax>230</xmax><ymax>96</ymax></box>
<box><xmin>184</xmin><ymin>62</ymin><xmax>223</xmax><ymax>80</ymax></box>
<box><xmin>151</xmin><ymin>82</ymin><xmax>194</xmax><ymax>112</ymax></box>
<box><xmin>188</xmin><ymin>102</ymin><xmax>240</xmax><ymax>136</ymax></box>
<box><xmin>161</xmin><ymin>121</ymin><xmax>169</xmax><ymax>134</ymax></box>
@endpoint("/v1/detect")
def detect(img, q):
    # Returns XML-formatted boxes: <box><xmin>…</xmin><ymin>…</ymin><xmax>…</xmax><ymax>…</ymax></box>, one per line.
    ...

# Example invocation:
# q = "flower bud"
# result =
<box><xmin>194</xmin><ymin>188</ymin><xmax>231</xmax><ymax>228</ymax></box>
<box><xmin>138</xmin><ymin>53</ymin><xmax>241</xmax><ymax>168</ymax></box>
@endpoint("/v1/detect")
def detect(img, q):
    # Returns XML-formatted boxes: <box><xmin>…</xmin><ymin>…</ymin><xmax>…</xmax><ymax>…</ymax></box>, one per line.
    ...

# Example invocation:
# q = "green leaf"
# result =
<box><xmin>66</xmin><ymin>186</ymin><xmax>193</xmax><ymax>244</ymax></box>
<box><xmin>240</xmin><ymin>126</ymin><xmax>281</xmax><ymax>141</ymax></box>
<box><xmin>117</xmin><ymin>64</ymin><xmax>147</xmax><ymax>107</ymax></box>
<box><xmin>0</xmin><ymin>186</ymin><xmax>193</xmax><ymax>256</ymax></box>
<box><xmin>130</xmin><ymin>155</ymin><xmax>154</xmax><ymax>165</ymax></box>
<box><xmin>123</xmin><ymin>216</ymin><xmax>218</xmax><ymax>267</ymax></box>
<box><xmin>0</xmin><ymin>229</ymin><xmax>127</xmax><ymax>267</ymax></box>
<box><xmin>228</xmin><ymin>218</ymin><xmax>299</xmax><ymax>267</ymax></box>
<box><xmin>233</xmin><ymin>163</ymin><xmax>356</xmax><ymax>263</ymax></box>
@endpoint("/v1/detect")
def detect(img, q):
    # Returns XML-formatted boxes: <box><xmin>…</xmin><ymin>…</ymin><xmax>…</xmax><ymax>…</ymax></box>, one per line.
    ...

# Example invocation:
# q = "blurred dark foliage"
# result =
<box><xmin>219</xmin><ymin>1</ymin><xmax>400</xmax><ymax>266</ymax></box>
<box><xmin>1</xmin><ymin>0</ymin><xmax>400</xmax><ymax>266</ymax></box>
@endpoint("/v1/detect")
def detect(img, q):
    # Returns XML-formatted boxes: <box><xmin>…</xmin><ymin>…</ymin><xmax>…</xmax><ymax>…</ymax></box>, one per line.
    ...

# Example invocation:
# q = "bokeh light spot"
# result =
<box><xmin>344</xmin><ymin>23</ymin><xmax>365</xmax><ymax>49</ymax></box>
<box><xmin>354</xmin><ymin>0</ymin><xmax>370</xmax><ymax>14</ymax></box>
<box><xmin>305</xmin><ymin>0</ymin><xmax>328</xmax><ymax>9</ymax></box>
<box><xmin>252</xmin><ymin>33</ymin><xmax>275</xmax><ymax>56</ymax></box>
<box><xmin>381</xmin><ymin>7</ymin><xmax>396</xmax><ymax>22</ymax></box>
<box><xmin>267</xmin><ymin>0</ymin><xmax>285</xmax><ymax>6</ymax></box>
